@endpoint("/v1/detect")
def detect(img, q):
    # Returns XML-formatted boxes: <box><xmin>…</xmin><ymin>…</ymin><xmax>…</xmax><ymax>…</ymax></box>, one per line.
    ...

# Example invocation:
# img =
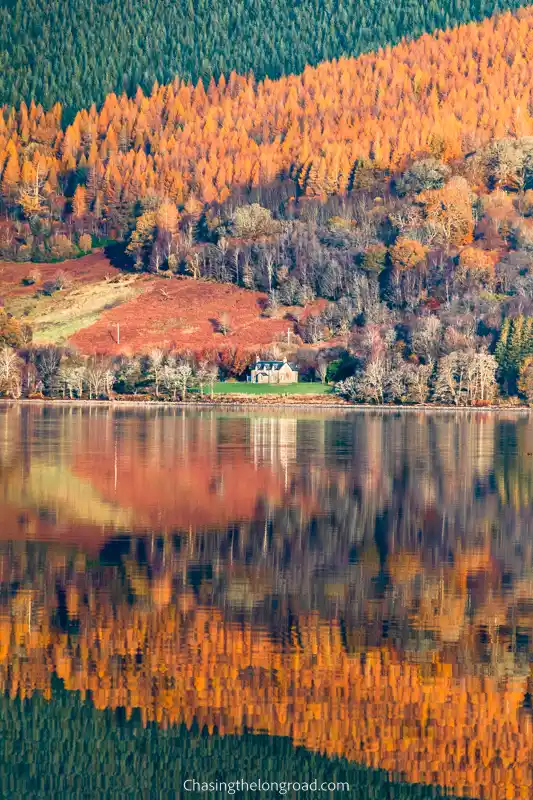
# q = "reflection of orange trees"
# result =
<box><xmin>0</xmin><ymin>600</ymin><xmax>532</xmax><ymax>799</ymax></box>
<box><xmin>404</xmin><ymin>543</ymin><xmax>496</xmax><ymax>644</ymax></box>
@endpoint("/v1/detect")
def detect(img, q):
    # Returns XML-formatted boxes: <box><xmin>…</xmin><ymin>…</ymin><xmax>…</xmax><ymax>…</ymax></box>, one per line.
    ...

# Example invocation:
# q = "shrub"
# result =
<box><xmin>78</xmin><ymin>233</ymin><xmax>92</xmax><ymax>252</ymax></box>
<box><xmin>52</xmin><ymin>271</ymin><xmax>71</xmax><ymax>291</ymax></box>
<box><xmin>231</xmin><ymin>204</ymin><xmax>281</xmax><ymax>240</ymax></box>
<box><xmin>42</xmin><ymin>271</ymin><xmax>72</xmax><ymax>295</ymax></box>
<box><xmin>22</xmin><ymin>268</ymin><xmax>41</xmax><ymax>286</ymax></box>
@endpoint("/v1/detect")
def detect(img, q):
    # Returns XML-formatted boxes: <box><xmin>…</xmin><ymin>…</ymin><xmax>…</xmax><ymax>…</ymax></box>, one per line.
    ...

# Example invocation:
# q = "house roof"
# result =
<box><xmin>253</xmin><ymin>360</ymin><xmax>298</xmax><ymax>371</ymax></box>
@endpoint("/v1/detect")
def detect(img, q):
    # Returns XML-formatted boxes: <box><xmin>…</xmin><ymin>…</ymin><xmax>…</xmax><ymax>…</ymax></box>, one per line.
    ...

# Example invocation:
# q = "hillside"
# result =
<box><xmin>0</xmin><ymin>0</ymin><xmax>528</xmax><ymax>117</ymax></box>
<box><xmin>0</xmin><ymin>8</ymin><xmax>532</xmax><ymax>220</ymax></box>
<box><xmin>2</xmin><ymin>12</ymin><xmax>533</xmax><ymax>400</ymax></box>
<box><xmin>0</xmin><ymin>254</ymin><xmax>306</xmax><ymax>356</ymax></box>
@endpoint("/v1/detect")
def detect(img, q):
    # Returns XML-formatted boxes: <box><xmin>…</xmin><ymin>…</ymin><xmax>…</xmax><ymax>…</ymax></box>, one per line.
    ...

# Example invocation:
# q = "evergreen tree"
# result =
<box><xmin>495</xmin><ymin>316</ymin><xmax>533</xmax><ymax>395</ymax></box>
<box><xmin>0</xmin><ymin>681</ymin><xmax>466</xmax><ymax>799</ymax></box>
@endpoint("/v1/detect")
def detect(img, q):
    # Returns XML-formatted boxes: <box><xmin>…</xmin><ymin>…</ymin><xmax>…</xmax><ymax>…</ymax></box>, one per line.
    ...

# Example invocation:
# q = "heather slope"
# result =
<box><xmin>0</xmin><ymin>254</ymin><xmax>305</xmax><ymax>356</ymax></box>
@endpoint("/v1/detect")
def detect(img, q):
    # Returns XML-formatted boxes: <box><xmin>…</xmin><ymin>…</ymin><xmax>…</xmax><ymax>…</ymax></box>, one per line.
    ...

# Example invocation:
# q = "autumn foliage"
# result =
<box><xmin>1</xmin><ymin>10</ymin><xmax>533</xmax><ymax>213</ymax></box>
<box><xmin>457</xmin><ymin>246</ymin><xmax>499</xmax><ymax>284</ymax></box>
<box><xmin>389</xmin><ymin>238</ymin><xmax>428</xmax><ymax>271</ymax></box>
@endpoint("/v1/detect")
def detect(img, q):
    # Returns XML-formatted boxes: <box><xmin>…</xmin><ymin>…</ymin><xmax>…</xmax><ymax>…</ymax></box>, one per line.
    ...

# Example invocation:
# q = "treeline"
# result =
<box><xmin>0</xmin><ymin>343</ymin><xmax>225</xmax><ymax>400</ymax></box>
<box><xmin>0</xmin><ymin>0</ymin><xmax>527</xmax><ymax>117</ymax></box>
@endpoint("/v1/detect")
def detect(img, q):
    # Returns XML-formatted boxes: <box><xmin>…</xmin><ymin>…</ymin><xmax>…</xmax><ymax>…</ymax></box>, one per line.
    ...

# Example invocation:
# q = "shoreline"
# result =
<box><xmin>0</xmin><ymin>397</ymin><xmax>531</xmax><ymax>412</ymax></box>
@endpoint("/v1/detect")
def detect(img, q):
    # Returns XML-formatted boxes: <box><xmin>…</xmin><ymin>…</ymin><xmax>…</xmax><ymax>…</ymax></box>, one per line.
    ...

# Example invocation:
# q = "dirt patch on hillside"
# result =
<box><xmin>69</xmin><ymin>278</ymin><xmax>297</xmax><ymax>355</ymax></box>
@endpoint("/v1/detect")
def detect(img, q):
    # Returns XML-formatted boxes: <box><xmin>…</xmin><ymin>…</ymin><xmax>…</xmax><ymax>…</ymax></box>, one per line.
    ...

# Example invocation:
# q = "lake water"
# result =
<box><xmin>0</xmin><ymin>404</ymin><xmax>532</xmax><ymax>798</ymax></box>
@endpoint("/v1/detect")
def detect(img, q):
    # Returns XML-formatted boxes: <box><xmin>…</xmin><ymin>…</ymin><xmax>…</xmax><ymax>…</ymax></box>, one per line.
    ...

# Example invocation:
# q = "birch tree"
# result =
<box><xmin>149</xmin><ymin>348</ymin><xmax>164</xmax><ymax>397</ymax></box>
<box><xmin>0</xmin><ymin>346</ymin><xmax>21</xmax><ymax>397</ymax></box>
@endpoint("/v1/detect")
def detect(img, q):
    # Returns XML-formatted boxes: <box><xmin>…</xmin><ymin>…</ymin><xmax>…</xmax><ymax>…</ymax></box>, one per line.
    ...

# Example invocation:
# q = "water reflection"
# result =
<box><xmin>1</xmin><ymin>405</ymin><xmax>533</xmax><ymax>797</ymax></box>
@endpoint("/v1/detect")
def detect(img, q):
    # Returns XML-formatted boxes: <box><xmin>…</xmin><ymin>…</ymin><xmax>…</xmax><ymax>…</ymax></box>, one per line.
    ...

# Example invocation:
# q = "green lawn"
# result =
<box><xmin>212</xmin><ymin>382</ymin><xmax>332</xmax><ymax>395</ymax></box>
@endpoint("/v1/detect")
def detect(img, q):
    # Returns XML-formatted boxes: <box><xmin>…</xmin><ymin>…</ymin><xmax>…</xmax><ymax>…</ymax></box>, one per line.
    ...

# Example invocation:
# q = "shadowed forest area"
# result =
<box><xmin>0</xmin><ymin>683</ymin><xmax>462</xmax><ymax>799</ymax></box>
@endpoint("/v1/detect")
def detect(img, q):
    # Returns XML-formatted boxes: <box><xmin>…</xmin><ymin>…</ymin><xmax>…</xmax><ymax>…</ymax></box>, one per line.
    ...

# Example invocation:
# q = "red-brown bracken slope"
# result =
<box><xmin>68</xmin><ymin>272</ymin><xmax>297</xmax><ymax>355</ymax></box>
<box><xmin>0</xmin><ymin>253</ymin><xmax>314</xmax><ymax>355</ymax></box>
<box><xmin>0</xmin><ymin>254</ymin><xmax>122</xmax><ymax>298</ymax></box>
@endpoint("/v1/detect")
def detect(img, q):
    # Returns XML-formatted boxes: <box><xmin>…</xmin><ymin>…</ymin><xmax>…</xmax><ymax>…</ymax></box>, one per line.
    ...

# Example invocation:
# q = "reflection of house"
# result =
<box><xmin>252</xmin><ymin>416</ymin><xmax>298</xmax><ymax>471</ymax></box>
<box><xmin>249</xmin><ymin>358</ymin><xmax>298</xmax><ymax>384</ymax></box>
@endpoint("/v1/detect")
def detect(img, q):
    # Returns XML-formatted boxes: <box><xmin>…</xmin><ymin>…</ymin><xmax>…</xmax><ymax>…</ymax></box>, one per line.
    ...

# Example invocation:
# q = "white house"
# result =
<box><xmin>249</xmin><ymin>357</ymin><xmax>299</xmax><ymax>384</ymax></box>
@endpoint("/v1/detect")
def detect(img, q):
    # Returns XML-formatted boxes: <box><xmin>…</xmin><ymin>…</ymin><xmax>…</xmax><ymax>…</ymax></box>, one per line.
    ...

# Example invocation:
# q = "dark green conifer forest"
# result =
<box><xmin>0</xmin><ymin>0</ymin><xmax>529</xmax><ymax>117</ymax></box>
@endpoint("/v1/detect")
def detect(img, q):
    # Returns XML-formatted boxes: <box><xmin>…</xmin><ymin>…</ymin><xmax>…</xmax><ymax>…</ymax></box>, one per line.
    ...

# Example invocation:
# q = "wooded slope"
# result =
<box><xmin>3</xmin><ymin>9</ymin><xmax>533</xmax><ymax>212</ymax></box>
<box><xmin>0</xmin><ymin>0</ymin><xmax>528</xmax><ymax>116</ymax></box>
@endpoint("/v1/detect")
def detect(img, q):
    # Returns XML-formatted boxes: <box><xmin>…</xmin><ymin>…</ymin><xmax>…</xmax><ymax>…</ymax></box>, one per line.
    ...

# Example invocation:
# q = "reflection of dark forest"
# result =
<box><xmin>0</xmin><ymin>406</ymin><xmax>533</xmax><ymax>798</ymax></box>
<box><xmin>0</xmin><ymin>683</ymin><xmax>460</xmax><ymax>799</ymax></box>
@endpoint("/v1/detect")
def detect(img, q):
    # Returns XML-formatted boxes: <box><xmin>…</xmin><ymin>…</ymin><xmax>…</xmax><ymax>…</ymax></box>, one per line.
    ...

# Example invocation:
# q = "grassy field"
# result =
<box><xmin>212</xmin><ymin>382</ymin><xmax>332</xmax><ymax>395</ymax></box>
<box><xmin>6</xmin><ymin>275</ymin><xmax>141</xmax><ymax>345</ymax></box>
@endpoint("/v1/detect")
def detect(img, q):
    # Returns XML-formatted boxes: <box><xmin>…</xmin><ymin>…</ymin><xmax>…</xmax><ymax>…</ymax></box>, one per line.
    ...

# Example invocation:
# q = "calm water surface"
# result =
<box><xmin>0</xmin><ymin>404</ymin><xmax>532</xmax><ymax>798</ymax></box>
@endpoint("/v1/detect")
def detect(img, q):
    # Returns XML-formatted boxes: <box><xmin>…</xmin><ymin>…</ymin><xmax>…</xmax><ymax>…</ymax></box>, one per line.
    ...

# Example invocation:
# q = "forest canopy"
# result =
<box><xmin>0</xmin><ymin>0</ymin><xmax>530</xmax><ymax>118</ymax></box>
<box><xmin>2</xmin><ymin>11</ymin><xmax>533</xmax><ymax>404</ymax></box>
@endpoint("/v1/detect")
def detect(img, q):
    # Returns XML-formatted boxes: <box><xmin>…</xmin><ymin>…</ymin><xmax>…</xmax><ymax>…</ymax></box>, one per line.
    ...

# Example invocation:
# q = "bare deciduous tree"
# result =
<box><xmin>316</xmin><ymin>356</ymin><xmax>329</xmax><ymax>383</ymax></box>
<box><xmin>434</xmin><ymin>350</ymin><xmax>497</xmax><ymax>406</ymax></box>
<box><xmin>0</xmin><ymin>346</ymin><xmax>21</xmax><ymax>397</ymax></box>
<box><xmin>149</xmin><ymin>348</ymin><xmax>164</xmax><ymax>397</ymax></box>
<box><xmin>411</xmin><ymin>316</ymin><xmax>442</xmax><ymax>363</ymax></box>
<box><xmin>337</xmin><ymin>356</ymin><xmax>387</xmax><ymax>404</ymax></box>
<box><xmin>86</xmin><ymin>358</ymin><xmax>112</xmax><ymax>399</ymax></box>
<box><xmin>58</xmin><ymin>358</ymin><xmax>86</xmax><ymax>399</ymax></box>
<box><xmin>161</xmin><ymin>361</ymin><xmax>179</xmax><ymax>401</ymax></box>
<box><xmin>404</xmin><ymin>362</ymin><xmax>433</xmax><ymax>404</ymax></box>
<box><xmin>175</xmin><ymin>363</ymin><xmax>193</xmax><ymax>400</ymax></box>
